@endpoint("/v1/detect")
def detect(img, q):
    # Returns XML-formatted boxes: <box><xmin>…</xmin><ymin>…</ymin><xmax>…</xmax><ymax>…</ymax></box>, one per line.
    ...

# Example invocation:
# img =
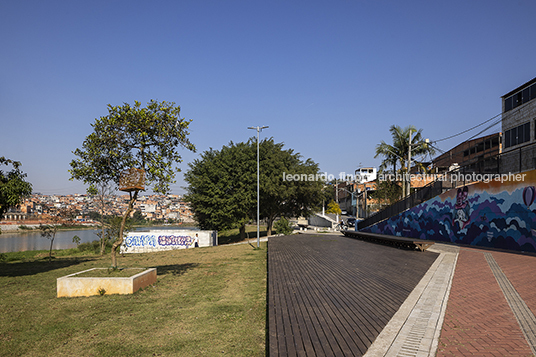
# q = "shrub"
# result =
<box><xmin>77</xmin><ymin>240</ymin><xmax>101</xmax><ymax>254</ymax></box>
<box><xmin>274</xmin><ymin>217</ymin><xmax>293</xmax><ymax>235</ymax></box>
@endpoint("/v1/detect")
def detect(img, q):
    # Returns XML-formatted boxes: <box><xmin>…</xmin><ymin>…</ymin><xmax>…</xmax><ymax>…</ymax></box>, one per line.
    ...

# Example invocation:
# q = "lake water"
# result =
<box><xmin>0</xmin><ymin>226</ymin><xmax>197</xmax><ymax>253</ymax></box>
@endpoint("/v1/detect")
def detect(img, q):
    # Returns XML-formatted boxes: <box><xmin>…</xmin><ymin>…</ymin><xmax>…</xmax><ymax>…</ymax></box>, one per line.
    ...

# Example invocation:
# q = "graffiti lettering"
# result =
<box><xmin>125</xmin><ymin>235</ymin><xmax>157</xmax><ymax>247</ymax></box>
<box><xmin>158</xmin><ymin>235</ymin><xmax>194</xmax><ymax>247</ymax></box>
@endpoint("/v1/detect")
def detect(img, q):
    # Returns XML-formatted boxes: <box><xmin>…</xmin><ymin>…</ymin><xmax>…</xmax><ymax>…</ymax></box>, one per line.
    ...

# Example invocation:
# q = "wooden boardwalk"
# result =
<box><xmin>268</xmin><ymin>234</ymin><xmax>438</xmax><ymax>356</ymax></box>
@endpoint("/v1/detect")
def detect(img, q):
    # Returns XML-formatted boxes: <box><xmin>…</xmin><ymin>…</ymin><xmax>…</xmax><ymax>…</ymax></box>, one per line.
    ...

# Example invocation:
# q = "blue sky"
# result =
<box><xmin>1</xmin><ymin>0</ymin><xmax>535</xmax><ymax>195</ymax></box>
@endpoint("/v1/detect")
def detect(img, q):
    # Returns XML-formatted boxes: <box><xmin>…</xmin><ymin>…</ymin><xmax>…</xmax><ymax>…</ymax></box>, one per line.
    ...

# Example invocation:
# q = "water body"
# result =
<box><xmin>0</xmin><ymin>226</ymin><xmax>197</xmax><ymax>253</ymax></box>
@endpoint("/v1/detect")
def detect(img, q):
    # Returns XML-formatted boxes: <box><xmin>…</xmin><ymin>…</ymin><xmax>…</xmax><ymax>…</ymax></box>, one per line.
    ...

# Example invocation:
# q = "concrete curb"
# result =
<box><xmin>364</xmin><ymin>244</ymin><xmax>459</xmax><ymax>357</ymax></box>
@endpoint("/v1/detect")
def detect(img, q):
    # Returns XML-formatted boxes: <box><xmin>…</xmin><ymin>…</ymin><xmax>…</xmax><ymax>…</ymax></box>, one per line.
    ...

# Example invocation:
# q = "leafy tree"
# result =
<box><xmin>185</xmin><ymin>138</ymin><xmax>324</xmax><ymax>239</ymax></box>
<box><xmin>369</xmin><ymin>173</ymin><xmax>402</xmax><ymax>207</ymax></box>
<box><xmin>0</xmin><ymin>157</ymin><xmax>32</xmax><ymax>221</ymax></box>
<box><xmin>131</xmin><ymin>210</ymin><xmax>146</xmax><ymax>225</ymax></box>
<box><xmin>69</xmin><ymin>100</ymin><xmax>195</xmax><ymax>267</ymax></box>
<box><xmin>185</xmin><ymin>142</ymin><xmax>256</xmax><ymax>240</ymax></box>
<box><xmin>326</xmin><ymin>200</ymin><xmax>342</xmax><ymax>215</ymax></box>
<box><xmin>258</xmin><ymin>138</ymin><xmax>323</xmax><ymax>235</ymax></box>
<box><xmin>374</xmin><ymin>125</ymin><xmax>435</xmax><ymax>197</ymax></box>
<box><xmin>274</xmin><ymin>217</ymin><xmax>293</xmax><ymax>235</ymax></box>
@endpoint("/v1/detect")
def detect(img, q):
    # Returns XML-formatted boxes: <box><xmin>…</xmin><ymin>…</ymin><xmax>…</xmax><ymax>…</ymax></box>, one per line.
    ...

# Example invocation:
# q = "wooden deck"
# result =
<box><xmin>268</xmin><ymin>234</ymin><xmax>438</xmax><ymax>356</ymax></box>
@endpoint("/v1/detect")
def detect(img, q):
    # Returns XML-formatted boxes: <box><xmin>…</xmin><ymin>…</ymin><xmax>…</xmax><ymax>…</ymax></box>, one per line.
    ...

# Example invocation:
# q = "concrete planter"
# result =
<box><xmin>57</xmin><ymin>268</ymin><xmax>157</xmax><ymax>298</ymax></box>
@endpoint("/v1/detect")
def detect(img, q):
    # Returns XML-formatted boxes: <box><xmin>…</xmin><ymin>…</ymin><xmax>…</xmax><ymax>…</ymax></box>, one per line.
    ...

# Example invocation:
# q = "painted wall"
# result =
<box><xmin>120</xmin><ymin>230</ymin><xmax>217</xmax><ymax>253</ymax></box>
<box><xmin>361</xmin><ymin>170</ymin><xmax>536</xmax><ymax>253</ymax></box>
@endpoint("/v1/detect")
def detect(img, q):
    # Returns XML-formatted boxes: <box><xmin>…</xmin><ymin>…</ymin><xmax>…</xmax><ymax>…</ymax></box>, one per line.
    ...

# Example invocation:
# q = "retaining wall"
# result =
<box><xmin>361</xmin><ymin>169</ymin><xmax>536</xmax><ymax>253</ymax></box>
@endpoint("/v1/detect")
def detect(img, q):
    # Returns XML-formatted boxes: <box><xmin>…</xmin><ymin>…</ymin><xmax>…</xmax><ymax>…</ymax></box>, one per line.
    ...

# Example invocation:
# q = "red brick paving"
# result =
<box><xmin>436</xmin><ymin>248</ymin><xmax>533</xmax><ymax>356</ymax></box>
<box><xmin>492</xmin><ymin>251</ymin><xmax>536</xmax><ymax>318</ymax></box>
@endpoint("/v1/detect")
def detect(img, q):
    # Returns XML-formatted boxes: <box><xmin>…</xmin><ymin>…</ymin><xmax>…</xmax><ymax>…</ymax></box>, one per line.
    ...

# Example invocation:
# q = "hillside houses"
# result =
<box><xmin>3</xmin><ymin>193</ymin><xmax>193</xmax><ymax>224</ymax></box>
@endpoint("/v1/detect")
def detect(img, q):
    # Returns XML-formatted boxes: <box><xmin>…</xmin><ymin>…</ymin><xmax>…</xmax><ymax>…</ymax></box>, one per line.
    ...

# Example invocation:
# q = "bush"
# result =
<box><xmin>77</xmin><ymin>240</ymin><xmax>101</xmax><ymax>254</ymax></box>
<box><xmin>274</xmin><ymin>218</ymin><xmax>293</xmax><ymax>235</ymax></box>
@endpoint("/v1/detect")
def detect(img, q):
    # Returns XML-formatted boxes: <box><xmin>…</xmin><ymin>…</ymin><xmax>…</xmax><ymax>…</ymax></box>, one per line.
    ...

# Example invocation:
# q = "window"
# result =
<box><xmin>504</xmin><ymin>122</ymin><xmax>531</xmax><ymax>149</ymax></box>
<box><xmin>504</xmin><ymin>83</ymin><xmax>536</xmax><ymax>113</ymax></box>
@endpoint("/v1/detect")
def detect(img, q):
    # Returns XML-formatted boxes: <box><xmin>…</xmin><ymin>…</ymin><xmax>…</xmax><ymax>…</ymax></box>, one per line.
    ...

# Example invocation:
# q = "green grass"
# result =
<box><xmin>0</xmin><ymin>242</ymin><xmax>267</xmax><ymax>356</ymax></box>
<box><xmin>218</xmin><ymin>225</ymin><xmax>268</xmax><ymax>245</ymax></box>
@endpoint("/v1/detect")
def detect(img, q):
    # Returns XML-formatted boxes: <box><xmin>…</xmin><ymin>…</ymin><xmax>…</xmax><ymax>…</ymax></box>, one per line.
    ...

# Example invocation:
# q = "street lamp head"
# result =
<box><xmin>247</xmin><ymin>126</ymin><xmax>269</xmax><ymax>131</ymax></box>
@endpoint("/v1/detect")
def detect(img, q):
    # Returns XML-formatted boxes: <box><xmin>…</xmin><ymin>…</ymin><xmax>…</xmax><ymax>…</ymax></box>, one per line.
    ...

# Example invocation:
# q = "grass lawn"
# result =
<box><xmin>0</xmin><ymin>242</ymin><xmax>267</xmax><ymax>357</ymax></box>
<box><xmin>218</xmin><ymin>225</ymin><xmax>268</xmax><ymax>245</ymax></box>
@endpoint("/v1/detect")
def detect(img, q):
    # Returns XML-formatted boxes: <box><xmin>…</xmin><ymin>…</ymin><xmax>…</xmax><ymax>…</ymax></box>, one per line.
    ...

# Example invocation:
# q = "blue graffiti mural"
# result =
<box><xmin>125</xmin><ymin>234</ymin><xmax>157</xmax><ymax>247</ymax></box>
<box><xmin>362</xmin><ymin>182</ymin><xmax>536</xmax><ymax>253</ymax></box>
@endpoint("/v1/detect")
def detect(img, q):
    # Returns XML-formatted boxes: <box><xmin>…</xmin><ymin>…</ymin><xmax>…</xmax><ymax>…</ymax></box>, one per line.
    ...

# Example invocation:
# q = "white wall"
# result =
<box><xmin>120</xmin><ymin>230</ymin><xmax>217</xmax><ymax>253</ymax></box>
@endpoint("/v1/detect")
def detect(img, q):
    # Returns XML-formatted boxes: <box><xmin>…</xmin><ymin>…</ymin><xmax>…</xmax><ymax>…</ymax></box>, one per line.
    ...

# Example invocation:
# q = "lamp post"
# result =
<box><xmin>248</xmin><ymin>125</ymin><xmax>268</xmax><ymax>248</ymax></box>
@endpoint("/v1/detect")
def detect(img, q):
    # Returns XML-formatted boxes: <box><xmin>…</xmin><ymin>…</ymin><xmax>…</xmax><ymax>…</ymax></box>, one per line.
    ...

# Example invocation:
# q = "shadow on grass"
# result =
<box><xmin>154</xmin><ymin>263</ymin><xmax>199</xmax><ymax>276</ymax></box>
<box><xmin>219</xmin><ymin>228</ymin><xmax>268</xmax><ymax>245</ymax></box>
<box><xmin>0</xmin><ymin>257</ymin><xmax>94</xmax><ymax>277</ymax></box>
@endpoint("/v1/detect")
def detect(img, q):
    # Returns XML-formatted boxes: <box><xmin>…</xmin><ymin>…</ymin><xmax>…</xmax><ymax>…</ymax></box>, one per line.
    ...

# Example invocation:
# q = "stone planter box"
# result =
<box><xmin>57</xmin><ymin>268</ymin><xmax>157</xmax><ymax>298</ymax></box>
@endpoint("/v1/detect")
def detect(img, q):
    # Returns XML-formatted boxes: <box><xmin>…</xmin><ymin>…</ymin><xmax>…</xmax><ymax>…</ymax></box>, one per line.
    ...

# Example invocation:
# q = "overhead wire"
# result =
<box><xmin>432</xmin><ymin>113</ymin><xmax>502</xmax><ymax>143</ymax></box>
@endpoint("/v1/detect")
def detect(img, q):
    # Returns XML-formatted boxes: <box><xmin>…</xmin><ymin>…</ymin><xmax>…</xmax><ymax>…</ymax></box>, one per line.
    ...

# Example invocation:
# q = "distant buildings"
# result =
<box><xmin>1</xmin><ymin>193</ymin><xmax>193</xmax><ymax>224</ymax></box>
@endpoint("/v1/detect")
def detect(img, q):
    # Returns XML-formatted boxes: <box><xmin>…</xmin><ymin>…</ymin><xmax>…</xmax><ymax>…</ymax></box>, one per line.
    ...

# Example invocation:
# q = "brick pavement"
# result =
<box><xmin>437</xmin><ymin>248</ymin><xmax>534</xmax><ymax>356</ymax></box>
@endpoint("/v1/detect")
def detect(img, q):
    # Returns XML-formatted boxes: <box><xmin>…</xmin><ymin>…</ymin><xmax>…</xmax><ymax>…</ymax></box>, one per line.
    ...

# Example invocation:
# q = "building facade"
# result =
<box><xmin>501</xmin><ymin>77</ymin><xmax>536</xmax><ymax>173</ymax></box>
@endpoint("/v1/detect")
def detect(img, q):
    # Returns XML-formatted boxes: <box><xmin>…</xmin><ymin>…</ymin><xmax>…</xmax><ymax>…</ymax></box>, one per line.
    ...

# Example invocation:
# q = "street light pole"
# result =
<box><xmin>248</xmin><ymin>125</ymin><xmax>268</xmax><ymax>248</ymax></box>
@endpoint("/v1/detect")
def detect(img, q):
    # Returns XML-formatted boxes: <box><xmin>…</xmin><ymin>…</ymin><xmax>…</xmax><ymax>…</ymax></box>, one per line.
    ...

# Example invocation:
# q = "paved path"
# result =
<box><xmin>268</xmin><ymin>234</ymin><xmax>438</xmax><ymax>356</ymax></box>
<box><xmin>436</xmin><ymin>248</ymin><xmax>536</xmax><ymax>356</ymax></box>
<box><xmin>268</xmin><ymin>234</ymin><xmax>536</xmax><ymax>356</ymax></box>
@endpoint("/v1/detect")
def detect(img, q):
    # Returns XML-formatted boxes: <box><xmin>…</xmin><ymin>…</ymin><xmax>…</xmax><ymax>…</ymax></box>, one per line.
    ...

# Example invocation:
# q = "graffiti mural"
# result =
<box><xmin>361</xmin><ymin>170</ymin><xmax>536</xmax><ymax>253</ymax></box>
<box><xmin>125</xmin><ymin>234</ymin><xmax>158</xmax><ymax>247</ymax></box>
<box><xmin>157</xmin><ymin>235</ymin><xmax>194</xmax><ymax>247</ymax></box>
<box><xmin>120</xmin><ymin>230</ymin><xmax>217</xmax><ymax>253</ymax></box>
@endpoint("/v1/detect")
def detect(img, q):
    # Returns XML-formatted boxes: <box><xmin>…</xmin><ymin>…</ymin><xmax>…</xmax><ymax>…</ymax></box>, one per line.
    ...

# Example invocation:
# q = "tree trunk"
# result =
<box><xmin>239</xmin><ymin>224</ymin><xmax>246</xmax><ymax>241</ymax></box>
<box><xmin>266</xmin><ymin>215</ymin><xmax>276</xmax><ymax>236</ymax></box>
<box><xmin>100</xmin><ymin>222</ymin><xmax>106</xmax><ymax>256</ymax></box>
<box><xmin>48</xmin><ymin>236</ymin><xmax>54</xmax><ymax>263</ymax></box>
<box><xmin>111</xmin><ymin>190</ymin><xmax>138</xmax><ymax>268</ymax></box>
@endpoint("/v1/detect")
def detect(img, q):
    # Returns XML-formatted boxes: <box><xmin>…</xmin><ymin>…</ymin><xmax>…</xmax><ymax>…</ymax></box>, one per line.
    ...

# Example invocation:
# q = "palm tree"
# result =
<box><xmin>375</xmin><ymin>125</ymin><xmax>435</xmax><ymax>198</ymax></box>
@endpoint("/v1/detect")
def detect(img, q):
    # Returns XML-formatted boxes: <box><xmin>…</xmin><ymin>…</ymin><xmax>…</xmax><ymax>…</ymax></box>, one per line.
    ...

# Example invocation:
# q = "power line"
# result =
<box><xmin>431</xmin><ymin>105</ymin><xmax>525</xmax><ymax>144</ymax></box>
<box><xmin>432</xmin><ymin>113</ymin><xmax>501</xmax><ymax>143</ymax></box>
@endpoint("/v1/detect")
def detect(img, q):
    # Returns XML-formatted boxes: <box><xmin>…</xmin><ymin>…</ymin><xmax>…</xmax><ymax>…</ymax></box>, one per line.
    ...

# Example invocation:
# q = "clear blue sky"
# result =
<box><xmin>1</xmin><ymin>0</ymin><xmax>535</xmax><ymax>195</ymax></box>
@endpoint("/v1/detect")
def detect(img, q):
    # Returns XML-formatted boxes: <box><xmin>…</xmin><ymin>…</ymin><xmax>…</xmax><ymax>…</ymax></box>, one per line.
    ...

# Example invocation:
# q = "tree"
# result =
<box><xmin>69</xmin><ymin>100</ymin><xmax>195</xmax><ymax>267</ymax></box>
<box><xmin>40</xmin><ymin>208</ymin><xmax>75</xmax><ymax>262</ymax></box>
<box><xmin>185</xmin><ymin>142</ymin><xmax>256</xmax><ymax>240</ymax></box>
<box><xmin>326</xmin><ymin>200</ymin><xmax>342</xmax><ymax>215</ymax></box>
<box><xmin>258</xmin><ymin>138</ymin><xmax>323</xmax><ymax>235</ymax></box>
<box><xmin>0</xmin><ymin>157</ymin><xmax>32</xmax><ymax>221</ymax></box>
<box><xmin>185</xmin><ymin>138</ymin><xmax>324</xmax><ymax>239</ymax></box>
<box><xmin>374</xmin><ymin>125</ymin><xmax>435</xmax><ymax>198</ymax></box>
<box><xmin>370</xmin><ymin>172</ymin><xmax>403</xmax><ymax>207</ymax></box>
<box><xmin>87</xmin><ymin>182</ymin><xmax>114</xmax><ymax>255</ymax></box>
